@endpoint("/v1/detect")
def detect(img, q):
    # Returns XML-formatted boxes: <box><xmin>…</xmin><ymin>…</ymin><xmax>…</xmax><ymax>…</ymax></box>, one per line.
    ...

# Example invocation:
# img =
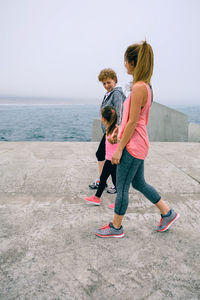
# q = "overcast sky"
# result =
<box><xmin>0</xmin><ymin>0</ymin><xmax>199</xmax><ymax>106</ymax></box>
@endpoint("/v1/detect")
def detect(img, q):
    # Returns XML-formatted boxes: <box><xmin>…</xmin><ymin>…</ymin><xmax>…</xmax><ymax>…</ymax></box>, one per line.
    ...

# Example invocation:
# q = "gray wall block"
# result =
<box><xmin>91</xmin><ymin>101</ymin><xmax>188</xmax><ymax>142</ymax></box>
<box><xmin>147</xmin><ymin>102</ymin><xmax>188</xmax><ymax>142</ymax></box>
<box><xmin>188</xmin><ymin>122</ymin><xmax>200</xmax><ymax>142</ymax></box>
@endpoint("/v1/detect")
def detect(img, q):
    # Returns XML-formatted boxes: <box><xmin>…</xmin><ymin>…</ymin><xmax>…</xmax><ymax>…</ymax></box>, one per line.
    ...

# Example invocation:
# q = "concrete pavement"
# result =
<box><xmin>0</xmin><ymin>142</ymin><xmax>200</xmax><ymax>299</ymax></box>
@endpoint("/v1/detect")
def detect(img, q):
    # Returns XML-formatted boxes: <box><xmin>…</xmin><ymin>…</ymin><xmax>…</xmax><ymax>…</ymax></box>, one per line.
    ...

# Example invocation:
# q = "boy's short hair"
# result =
<box><xmin>98</xmin><ymin>68</ymin><xmax>118</xmax><ymax>83</ymax></box>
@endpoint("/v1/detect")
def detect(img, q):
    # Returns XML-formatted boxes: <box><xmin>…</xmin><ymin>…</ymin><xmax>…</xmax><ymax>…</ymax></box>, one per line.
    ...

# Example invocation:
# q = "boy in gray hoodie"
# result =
<box><xmin>89</xmin><ymin>68</ymin><xmax>126</xmax><ymax>193</ymax></box>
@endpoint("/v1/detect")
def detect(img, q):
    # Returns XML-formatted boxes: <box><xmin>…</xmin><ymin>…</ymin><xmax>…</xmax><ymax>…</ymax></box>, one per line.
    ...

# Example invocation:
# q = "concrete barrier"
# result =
<box><xmin>92</xmin><ymin>101</ymin><xmax>188</xmax><ymax>142</ymax></box>
<box><xmin>91</xmin><ymin>119</ymin><xmax>104</xmax><ymax>142</ymax></box>
<box><xmin>147</xmin><ymin>102</ymin><xmax>188</xmax><ymax>142</ymax></box>
<box><xmin>188</xmin><ymin>122</ymin><xmax>200</xmax><ymax>142</ymax></box>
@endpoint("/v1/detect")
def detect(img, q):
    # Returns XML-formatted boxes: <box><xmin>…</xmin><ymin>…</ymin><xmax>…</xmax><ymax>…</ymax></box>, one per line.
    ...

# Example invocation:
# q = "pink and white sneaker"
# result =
<box><xmin>84</xmin><ymin>195</ymin><xmax>101</xmax><ymax>206</ymax></box>
<box><xmin>108</xmin><ymin>202</ymin><xmax>115</xmax><ymax>210</ymax></box>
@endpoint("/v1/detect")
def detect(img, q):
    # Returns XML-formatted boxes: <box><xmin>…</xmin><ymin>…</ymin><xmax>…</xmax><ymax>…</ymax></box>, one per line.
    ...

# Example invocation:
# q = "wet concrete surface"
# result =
<box><xmin>0</xmin><ymin>142</ymin><xmax>200</xmax><ymax>299</ymax></box>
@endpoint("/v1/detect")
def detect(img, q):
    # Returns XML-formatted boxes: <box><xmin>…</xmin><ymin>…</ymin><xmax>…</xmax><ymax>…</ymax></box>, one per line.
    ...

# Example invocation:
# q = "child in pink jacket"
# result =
<box><xmin>85</xmin><ymin>106</ymin><xmax>118</xmax><ymax>207</ymax></box>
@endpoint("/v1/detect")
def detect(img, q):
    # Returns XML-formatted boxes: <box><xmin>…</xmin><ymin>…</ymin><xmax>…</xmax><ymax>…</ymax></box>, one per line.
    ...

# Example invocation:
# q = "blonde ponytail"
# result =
<box><xmin>125</xmin><ymin>41</ymin><xmax>154</xmax><ymax>84</ymax></box>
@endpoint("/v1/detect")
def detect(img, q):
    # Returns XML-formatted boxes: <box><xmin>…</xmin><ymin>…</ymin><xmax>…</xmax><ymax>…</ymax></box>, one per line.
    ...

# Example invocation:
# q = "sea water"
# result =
<box><xmin>0</xmin><ymin>104</ymin><xmax>100</xmax><ymax>141</ymax></box>
<box><xmin>0</xmin><ymin>104</ymin><xmax>199</xmax><ymax>142</ymax></box>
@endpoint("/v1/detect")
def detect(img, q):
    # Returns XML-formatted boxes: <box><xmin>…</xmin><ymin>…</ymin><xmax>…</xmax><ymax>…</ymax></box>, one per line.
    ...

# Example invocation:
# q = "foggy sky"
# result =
<box><xmin>0</xmin><ymin>0</ymin><xmax>200</xmax><ymax>105</ymax></box>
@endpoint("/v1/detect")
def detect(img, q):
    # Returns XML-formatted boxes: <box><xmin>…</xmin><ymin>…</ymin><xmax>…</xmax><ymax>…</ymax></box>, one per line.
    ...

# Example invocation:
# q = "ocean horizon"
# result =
<box><xmin>0</xmin><ymin>104</ymin><xmax>100</xmax><ymax>142</ymax></box>
<box><xmin>0</xmin><ymin>103</ymin><xmax>200</xmax><ymax>142</ymax></box>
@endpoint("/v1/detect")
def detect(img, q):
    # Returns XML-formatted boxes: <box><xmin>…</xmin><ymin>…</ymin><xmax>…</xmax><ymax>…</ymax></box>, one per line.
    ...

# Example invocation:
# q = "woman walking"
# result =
<box><xmin>95</xmin><ymin>41</ymin><xmax>180</xmax><ymax>238</ymax></box>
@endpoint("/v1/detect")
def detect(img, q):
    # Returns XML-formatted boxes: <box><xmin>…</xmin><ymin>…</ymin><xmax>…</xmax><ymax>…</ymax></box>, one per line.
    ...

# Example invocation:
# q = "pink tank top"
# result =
<box><xmin>106</xmin><ymin>135</ymin><xmax>118</xmax><ymax>160</ymax></box>
<box><xmin>118</xmin><ymin>82</ymin><xmax>151</xmax><ymax>160</ymax></box>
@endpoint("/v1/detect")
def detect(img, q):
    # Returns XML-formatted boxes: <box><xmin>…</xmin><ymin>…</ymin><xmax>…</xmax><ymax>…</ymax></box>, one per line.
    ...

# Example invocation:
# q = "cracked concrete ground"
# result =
<box><xmin>0</xmin><ymin>142</ymin><xmax>200</xmax><ymax>300</ymax></box>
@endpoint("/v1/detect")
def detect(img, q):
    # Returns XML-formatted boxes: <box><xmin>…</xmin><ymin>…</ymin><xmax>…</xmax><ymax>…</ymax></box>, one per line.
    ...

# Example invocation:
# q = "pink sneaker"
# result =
<box><xmin>84</xmin><ymin>195</ymin><xmax>101</xmax><ymax>206</ymax></box>
<box><xmin>108</xmin><ymin>202</ymin><xmax>115</xmax><ymax>210</ymax></box>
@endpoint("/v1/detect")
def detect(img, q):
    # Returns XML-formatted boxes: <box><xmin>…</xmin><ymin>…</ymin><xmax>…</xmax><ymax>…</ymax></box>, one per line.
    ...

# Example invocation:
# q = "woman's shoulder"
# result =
<box><xmin>132</xmin><ymin>82</ymin><xmax>148</xmax><ymax>93</ymax></box>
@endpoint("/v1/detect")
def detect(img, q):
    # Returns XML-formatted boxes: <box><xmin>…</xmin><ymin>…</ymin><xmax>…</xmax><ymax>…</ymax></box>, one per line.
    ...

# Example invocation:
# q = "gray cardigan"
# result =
<box><xmin>100</xmin><ymin>86</ymin><xmax>126</xmax><ymax>133</ymax></box>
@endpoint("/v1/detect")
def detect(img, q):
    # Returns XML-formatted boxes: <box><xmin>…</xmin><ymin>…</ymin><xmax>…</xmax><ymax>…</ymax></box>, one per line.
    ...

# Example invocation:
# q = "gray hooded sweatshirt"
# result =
<box><xmin>100</xmin><ymin>86</ymin><xmax>126</xmax><ymax>133</ymax></box>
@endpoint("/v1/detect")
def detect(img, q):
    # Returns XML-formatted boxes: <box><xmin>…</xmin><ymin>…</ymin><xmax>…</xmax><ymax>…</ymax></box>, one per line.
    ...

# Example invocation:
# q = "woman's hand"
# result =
<box><xmin>108</xmin><ymin>125</ymin><xmax>119</xmax><ymax>144</ymax></box>
<box><xmin>107</xmin><ymin>136</ymin><xmax>118</xmax><ymax>144</ymax></box>
<box><xmin>111</xmin><ymin>148</ymin><xmax>122</xmax><ymax>165</ymax></box>
<box><xmin>107</xmin><ymin>135</ymin><xmax>115</xmax><ymax>144</ymax></box>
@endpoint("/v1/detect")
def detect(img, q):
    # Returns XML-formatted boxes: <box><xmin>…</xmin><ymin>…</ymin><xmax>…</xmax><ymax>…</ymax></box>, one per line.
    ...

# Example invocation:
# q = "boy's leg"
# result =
<box><xmin>97</xmin><ymin>133</ymin><xmax>106</xmax><ymax>177</ymax></box>
<box><xmin>110</xmin><ymin>164</ymin><xmax>117</xmax><ymax>188</ymax></box>
<box><xmin>96</xmin><ymin>133</ymin><xmax>106</xmax><ymax>177</ymax></box>
<box><xmin>107</xmin><ymin>164</ymin><xmax>117</xmax><ymax>194</ymax></box>
<box><xmin>89</xmin><ymin>134</ymin><xmax>106</xmax><ymax>189</ymax></box>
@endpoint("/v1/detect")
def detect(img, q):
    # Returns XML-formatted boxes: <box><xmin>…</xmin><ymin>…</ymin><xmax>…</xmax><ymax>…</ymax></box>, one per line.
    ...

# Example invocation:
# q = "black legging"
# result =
<box><xmin>96</xmin><ymin>133</ymin><xmax>106</xmax><ymax>161</ymax></box>
<box><xmin>95</xmin><ymin>160</ymin><xmax>117</xmax><ymax>198</ymax></box>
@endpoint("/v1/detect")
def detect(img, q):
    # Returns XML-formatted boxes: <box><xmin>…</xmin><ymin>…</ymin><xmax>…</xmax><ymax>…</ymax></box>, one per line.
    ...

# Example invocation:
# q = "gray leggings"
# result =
<box><xmin>115</xmin><ymin>148</ymin><xmax>161</xmax><ymax>216</ymax></box>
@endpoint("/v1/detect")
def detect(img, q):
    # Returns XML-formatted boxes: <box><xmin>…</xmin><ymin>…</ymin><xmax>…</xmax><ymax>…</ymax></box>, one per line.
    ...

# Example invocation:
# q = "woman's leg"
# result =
<box><xmin>112</xmin><ymin>148</ymin><xmax>143</xmax><ymax>228</ymax></box>
<box><xmin>131</xmin><ymin>160</ymin><xmax>180</xmax><ymax>232</ymax></box>
<box><xmin>112</xmin><ymin>214</ymin><xmax>124</xmax><ymax>228</ymax></box>
<box><xmin>132</xmin><ymin>161</ymin><xmax>170</xmax><ymax>214</ymax></box>
<box><xmin>155</xmin><ymin>199</ymin><xmax>170</xmax><ymax>215</ymax></box>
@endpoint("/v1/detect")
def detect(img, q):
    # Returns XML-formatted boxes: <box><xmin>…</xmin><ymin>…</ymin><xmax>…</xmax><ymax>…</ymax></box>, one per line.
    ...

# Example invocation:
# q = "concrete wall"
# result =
<box><xmin>147</xmin><ymin>102</ymin><xmax>188</xmax><ymax>142</ymax></box>
<box><xmin>188</xmin><ymin>122</ymin><xmax>200</xmax><ymax>142</ymax></box>
<box><xmin>92</xmin><ymin>101</ymin><xmax>188</xmax><ymax>142</ymax></box>
<box><xmin>91</xmin><ymin>119</ymin><xmax>104</xmax><ymax>142</ymax></box>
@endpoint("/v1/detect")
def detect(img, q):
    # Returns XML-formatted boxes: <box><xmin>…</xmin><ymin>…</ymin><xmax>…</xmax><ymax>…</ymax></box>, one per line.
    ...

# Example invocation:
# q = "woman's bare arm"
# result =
<box><xmin>111</xmin><ymin>84</ymin><xmax>147</xmax><ymax>164</ymax></box>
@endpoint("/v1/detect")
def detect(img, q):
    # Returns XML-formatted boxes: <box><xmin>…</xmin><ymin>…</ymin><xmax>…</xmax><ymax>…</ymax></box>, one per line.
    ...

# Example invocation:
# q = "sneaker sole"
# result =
<box><xmin>158</xmin><ymin>213</ymin><xmax>180</xmax><ymax>232</ymax></box>
<box><xmin>107</xmin><ymin>191</ymin><xmax>117</xmax><ymax>194</ymax></box>
<box><xmin>95</xmin><ymin>232</ymin><xmax>124</xmax><ymax>238</ymax></box>
<box><xmin>85</xmin><ymin>199</ymin><xmax>100</xmax><ymax>206</ymax></box>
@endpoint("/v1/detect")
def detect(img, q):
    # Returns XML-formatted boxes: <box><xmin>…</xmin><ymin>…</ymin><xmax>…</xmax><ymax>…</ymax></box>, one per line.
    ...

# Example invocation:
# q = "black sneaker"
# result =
<box><xmin>89</xmin><ymin>179</ymin><xmax>100</xmax><ymax>189</ymax></box>
<box><xmin>107</xmin><ymin>186</ymin><xmax>117</xmax><ymax>194</ymax></box>
<box><xmin>89</xmin><ymin>179</ymin><xmax>108</xmax><ymax>190</ymax></box>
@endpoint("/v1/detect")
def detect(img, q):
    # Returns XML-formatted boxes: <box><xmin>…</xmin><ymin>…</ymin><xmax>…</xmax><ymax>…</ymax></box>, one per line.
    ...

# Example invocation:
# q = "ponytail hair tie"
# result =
<box><xmin>112</xmin><ymin>109</ymin><xmax>115</xmax><ymax>113</ymax></box>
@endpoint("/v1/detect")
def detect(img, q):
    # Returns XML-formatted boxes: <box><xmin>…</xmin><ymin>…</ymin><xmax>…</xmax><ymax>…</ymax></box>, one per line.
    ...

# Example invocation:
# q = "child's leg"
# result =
<box><xmin>95</xmin><ymin>160</ymin><xmax>112</xmax><ymax>198</ymax></box>
<box><xmin>98</xmin><ymin>161</ymin><xmax>105</xmax><ymax>178</ymax></box>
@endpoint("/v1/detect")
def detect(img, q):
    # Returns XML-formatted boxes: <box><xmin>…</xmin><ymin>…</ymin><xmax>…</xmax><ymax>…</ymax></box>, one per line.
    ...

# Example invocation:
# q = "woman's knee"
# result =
<box><xmin>132</xmin><ymin>180</ymin><xmax>145</xmax><ymax>192</ymax></box>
